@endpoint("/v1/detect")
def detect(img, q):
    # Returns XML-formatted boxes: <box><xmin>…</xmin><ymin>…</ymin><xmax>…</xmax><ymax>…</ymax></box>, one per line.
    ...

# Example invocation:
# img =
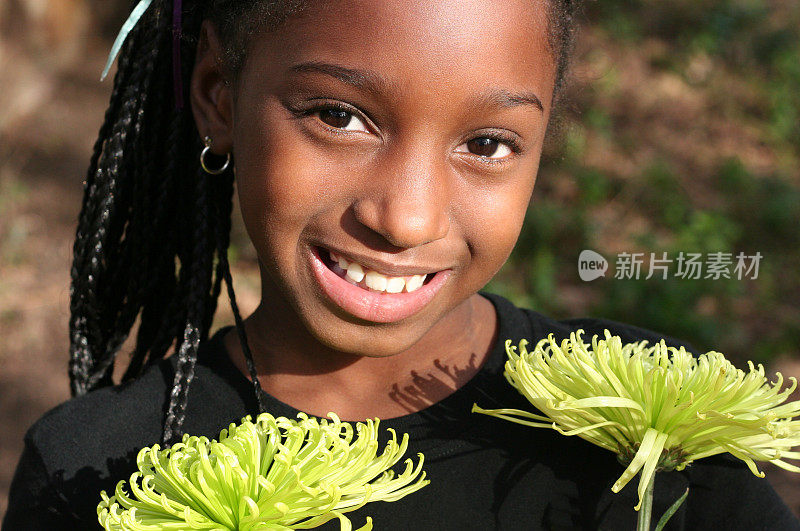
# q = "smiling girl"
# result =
<box><xmin>4</xmin><ymin>0</ymin><xmax>797</xmax><ymax>529</ymax></box>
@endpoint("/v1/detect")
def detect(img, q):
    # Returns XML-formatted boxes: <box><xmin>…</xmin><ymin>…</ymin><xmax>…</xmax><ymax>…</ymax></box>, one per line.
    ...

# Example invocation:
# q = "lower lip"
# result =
<box><xmin>309</xmin><ymin>247</ymin><xmax>450</xmax><ymax>323</ymax></box>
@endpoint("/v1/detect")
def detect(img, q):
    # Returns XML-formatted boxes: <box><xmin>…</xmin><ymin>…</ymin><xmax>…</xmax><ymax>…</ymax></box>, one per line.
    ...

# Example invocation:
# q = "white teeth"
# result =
<box><xmin>405</xmin><ymin>274</ymin><xmax>426</xmax><ymax>293</ymax></box>
<box><xmin>364</xmin><ymin>271</ymin><xmax>388</xmax><ymax>291</ymax></box>
<box><xmin>345</xmin><ymin>262</ymin><xmax>364</xmax><ymax>283</ymax></box>
<box><xmin>328</xmin><ymin>250</ymin><xmax>431</xmax><ymax>293</ymax></box>
<box><xmin>328</xmin><ymin>250</ymin><xmax>349</xmax><ymax>269</ymax></box>
<box><xmin>386</xmin><ymin>277</ymin><xmax>406</xmax><ymax>293</ymax></box>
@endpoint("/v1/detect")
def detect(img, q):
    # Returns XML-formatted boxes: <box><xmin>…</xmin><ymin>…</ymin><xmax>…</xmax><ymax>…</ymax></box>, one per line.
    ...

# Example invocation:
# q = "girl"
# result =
<box><xmin>4</xmin><ymin>0</ymin><xmax>797</xmax><ymax>529</ymax></box>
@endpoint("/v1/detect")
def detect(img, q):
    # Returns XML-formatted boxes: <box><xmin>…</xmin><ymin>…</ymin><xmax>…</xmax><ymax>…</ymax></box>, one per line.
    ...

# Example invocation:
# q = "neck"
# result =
<box><xmin>224</xmin><ymin>294</ymin><xmax>497</xmax><ymax>420</ymax></box>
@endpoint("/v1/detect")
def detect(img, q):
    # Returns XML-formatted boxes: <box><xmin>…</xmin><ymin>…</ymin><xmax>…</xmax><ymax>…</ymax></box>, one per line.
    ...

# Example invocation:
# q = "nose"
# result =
<box><xmin>351</xmin><ymin>143</ymin><xmax>451</xmax><ymax>249</ymax></box>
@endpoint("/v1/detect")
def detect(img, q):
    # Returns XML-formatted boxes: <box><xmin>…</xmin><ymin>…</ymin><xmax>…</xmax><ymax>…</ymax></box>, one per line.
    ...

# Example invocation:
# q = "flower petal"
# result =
<box><xmin>612</xmin><ymin>428</ymin><xmax>668</xmax><ymax>501</ymax></box>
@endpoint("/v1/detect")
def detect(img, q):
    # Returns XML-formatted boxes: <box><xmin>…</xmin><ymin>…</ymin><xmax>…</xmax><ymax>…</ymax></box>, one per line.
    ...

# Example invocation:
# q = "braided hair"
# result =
<box><xmin>69</xmin><ymin>0</ymin><xmax>584</xmax><ymax>445</ymax></box>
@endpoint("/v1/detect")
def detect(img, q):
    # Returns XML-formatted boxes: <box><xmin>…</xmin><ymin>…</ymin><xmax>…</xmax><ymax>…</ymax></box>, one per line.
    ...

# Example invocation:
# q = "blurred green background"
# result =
<box><xmin>1</xmin><ymin>0</ymin><xmax>798</xmax><ymax>518</ymax></box>
<box><xmin>485</xmin><ymin>0</ymin><xmax>800</xmax><ymax>366</ymax></box>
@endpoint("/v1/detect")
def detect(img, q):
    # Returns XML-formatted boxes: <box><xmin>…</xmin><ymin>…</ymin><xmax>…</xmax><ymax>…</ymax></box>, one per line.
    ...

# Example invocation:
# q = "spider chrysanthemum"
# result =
<box><xmin>473</xmin><ymin>329</ymin><xmax>800</xmax><ymax>510</ymax></box>
<box><xmin>97</xmin><ymin>413</ymin><xmax>429</xmax><ymax>530</ymax></box>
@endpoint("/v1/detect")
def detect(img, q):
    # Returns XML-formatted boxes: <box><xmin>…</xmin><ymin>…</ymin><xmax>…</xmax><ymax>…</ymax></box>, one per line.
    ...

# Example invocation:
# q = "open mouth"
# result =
<box><xmin>310</xmin><ymin>245</ymin><xmax>450</xmax><ymax>323</ymax></box>
<box><xmin>317</xmin><ymin>246</ymin><xmax>435</xmax><ymax>294</ymax></box>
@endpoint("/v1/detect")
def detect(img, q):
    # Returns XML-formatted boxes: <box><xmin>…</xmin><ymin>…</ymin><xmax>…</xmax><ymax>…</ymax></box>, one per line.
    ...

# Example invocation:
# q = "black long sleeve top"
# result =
<box><xmin>4</xmin><ymin>293</ymin><xmax>798</xmax><ymax>530</ymax></box>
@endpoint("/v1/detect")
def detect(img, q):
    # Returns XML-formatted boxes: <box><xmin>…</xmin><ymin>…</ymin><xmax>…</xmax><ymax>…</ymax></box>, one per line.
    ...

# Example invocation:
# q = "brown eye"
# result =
<box><xmin>456</xmin><ymin>136</ymin><xmax>514</xmax><ymax>160</ymax></box>
<box><xmin>467</xmin><ymin>137</ymin><xmax>500</xmax><ymax>157</ymax></box>
<box><xmin>315</xmin><ymin>107</ymin><xmax>370</xmax><ymax>132</ymax></box>
<box><xmin>319</xmin><ymin>109</ymin><xmax>353</xmax><ymax>128</ymax></box>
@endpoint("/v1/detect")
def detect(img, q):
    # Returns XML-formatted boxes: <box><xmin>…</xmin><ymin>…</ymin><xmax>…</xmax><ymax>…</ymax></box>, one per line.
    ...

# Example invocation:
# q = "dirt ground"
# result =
<box><xmin>1</xmin><ymin>13</ymin><xmax>799</xmax><ymax>524</ymax></box>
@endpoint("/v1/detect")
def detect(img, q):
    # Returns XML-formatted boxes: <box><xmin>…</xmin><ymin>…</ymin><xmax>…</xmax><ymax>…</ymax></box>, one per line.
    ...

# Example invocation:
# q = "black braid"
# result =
<box><xmin>71</xmin><ymin>0</ymin><xmax>583</xmax><ymax>443</ymax></box>
<box><xmin>69</xmin><ymin>2</ymin><xmax>214</xmax><ymax>413</ymax></box>
<box><xmin>70</xmin><ymin>19</ymin><xmax>153</xmax><ymax>395</ymax></box>
<box><xmin>83</xmin><ymin>35</ymin><xmax>166</xmax><ymax>390</ymax></box>
<box><xmin>213</xmin><ymin>173</ymin><xmax>268</xmax><ymax>414</ymax></box>
<box><xmin>162</xmin><ymin>165</ymin><xmax>214</xmax><ymax>444</ymax></box>
<box><xmin>123</xmin><ymin>112</ymin><xmax>186</xmax><ymax>381</ymax></box>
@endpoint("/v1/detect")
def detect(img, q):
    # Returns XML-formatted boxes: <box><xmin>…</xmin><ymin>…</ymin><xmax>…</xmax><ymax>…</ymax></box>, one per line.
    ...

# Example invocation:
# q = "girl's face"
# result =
<box><xmin>194</xmin><ymin>0</ymin><xmax>556</xmax><ymax>358</ymax></box>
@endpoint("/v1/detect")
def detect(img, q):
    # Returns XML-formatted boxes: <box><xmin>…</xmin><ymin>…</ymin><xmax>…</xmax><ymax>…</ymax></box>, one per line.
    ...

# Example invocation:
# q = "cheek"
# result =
<box><xmin>457</xmin><ymin>178</ymin><xmax>535</xmax><ymax>275</ymax></box>
<box><xmin>232</xmin><ymin>103</ymin><xmax>338</xmax><ymax>253</ymax></box>
<box><xmin>455</xmin><ymin>133</ymin><xmax>545</xmax><ymax>276</ymax></box>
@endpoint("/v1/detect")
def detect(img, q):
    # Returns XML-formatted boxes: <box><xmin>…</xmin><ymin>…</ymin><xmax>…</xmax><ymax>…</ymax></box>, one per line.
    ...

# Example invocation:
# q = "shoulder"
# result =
<box><xmin>8</xmin><ymin>332</ymin><xmax>255</xmax><ymax>527</ymax></box>
<box><xmin>683</xmin><ymin>454</ymin><xmax>800</xmax><ymax>529</ymax></box>
<box><xmin>557</xmin><ymin>315</ymin><xmax>700</xmax><ymax>353</ymax></box>
<box><xmin>482</xmin><ymin>293</ymin><xmax>799</xmax><ymax>528</ymax></box>
<box><xmin>24</xmin><ymin>358</ymin><xmax>173</xmax><ymax>479</ymax></box>
<box><xmin>25</xmin><ymin>332</ymin><xmax>253</xmax><ymax>476</ymax></box>
<box><xmin>483</xmin><ymin>291</ymin><xmax>700</xmax><ymax>354</ymax></box>
<box><xmin>4</xmin><ymin>359</ymin><xmax>173</xmax><ymax>529</ymax></box>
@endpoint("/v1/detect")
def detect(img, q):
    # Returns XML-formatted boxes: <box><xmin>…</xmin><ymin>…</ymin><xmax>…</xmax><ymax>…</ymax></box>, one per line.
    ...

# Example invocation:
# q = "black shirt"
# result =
<box><xmin>4</xmin><ymin>293</ymin><xmax>798</xmax><ymax>530</ymax></box>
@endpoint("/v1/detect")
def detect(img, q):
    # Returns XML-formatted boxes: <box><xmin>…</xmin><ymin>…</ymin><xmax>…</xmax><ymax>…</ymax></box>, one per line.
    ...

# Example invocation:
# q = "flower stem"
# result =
<box><xmin>637</xmin><ymin>472</ymin><xmax>655</xmax><ymax>531</ymax></box>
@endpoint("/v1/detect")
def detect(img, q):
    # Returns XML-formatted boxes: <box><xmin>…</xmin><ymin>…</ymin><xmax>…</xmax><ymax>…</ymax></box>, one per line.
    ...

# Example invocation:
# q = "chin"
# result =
<box><xmin>311</xmin><ymin>315</ymin><xmax>434</xmax><ymax>358</ymax></box>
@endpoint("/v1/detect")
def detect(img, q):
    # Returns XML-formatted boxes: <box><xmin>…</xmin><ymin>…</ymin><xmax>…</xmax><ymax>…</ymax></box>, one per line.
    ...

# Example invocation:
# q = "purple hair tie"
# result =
<box><xmin>172</xmin><ymin>0</ymin><xmax>184</xmax><ymax>109</ymax></box>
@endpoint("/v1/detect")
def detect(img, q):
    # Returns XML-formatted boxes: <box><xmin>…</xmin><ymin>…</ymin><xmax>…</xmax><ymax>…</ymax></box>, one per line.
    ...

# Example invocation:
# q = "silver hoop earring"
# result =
<box><xmin>200</xmin><ymin>136</ymin><xmax>231</xmax><ymax>175</ymax></box>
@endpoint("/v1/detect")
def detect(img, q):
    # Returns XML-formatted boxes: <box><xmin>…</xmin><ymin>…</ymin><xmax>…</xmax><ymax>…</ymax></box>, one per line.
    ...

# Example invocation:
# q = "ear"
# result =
<box><xmin>190</xmin><ymin>21</ymin><xmax>234</xmax><ymax>154</ymax></box>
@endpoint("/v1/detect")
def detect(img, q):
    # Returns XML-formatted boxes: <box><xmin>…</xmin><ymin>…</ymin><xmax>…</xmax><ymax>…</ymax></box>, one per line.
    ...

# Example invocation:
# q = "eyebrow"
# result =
<box><xmin>289</xmin><ymin>61</ymin><xmax>393</xmax><ymax>94</ymax></box>
<box><xmin>475</xmin><ymin>88</ymin><xmax>544</xmax><ymax>113</ymax></box>
<box><xmin>288</xmin><ymin>61</ymin><xmax>544</xmax><ymax>113</ymax></box>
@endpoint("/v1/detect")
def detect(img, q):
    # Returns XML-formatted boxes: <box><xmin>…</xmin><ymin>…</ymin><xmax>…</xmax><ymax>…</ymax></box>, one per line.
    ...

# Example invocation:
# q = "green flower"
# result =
<box><xmin>473</xmin><ymin>330</ymin><xmax>800</xmax><ymax>511</ymax></box>
<box><xmin>97</xmin><ymin>413</ymin><xmax>428</xmax><ymax>530</ymax></box>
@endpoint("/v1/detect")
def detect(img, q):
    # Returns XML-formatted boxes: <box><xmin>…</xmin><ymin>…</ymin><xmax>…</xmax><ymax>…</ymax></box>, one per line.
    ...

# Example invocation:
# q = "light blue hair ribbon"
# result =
<box><xmin>100</xmin><ymin>0</ymin><xmax>155</xmax><ymax>81</ymax></box>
